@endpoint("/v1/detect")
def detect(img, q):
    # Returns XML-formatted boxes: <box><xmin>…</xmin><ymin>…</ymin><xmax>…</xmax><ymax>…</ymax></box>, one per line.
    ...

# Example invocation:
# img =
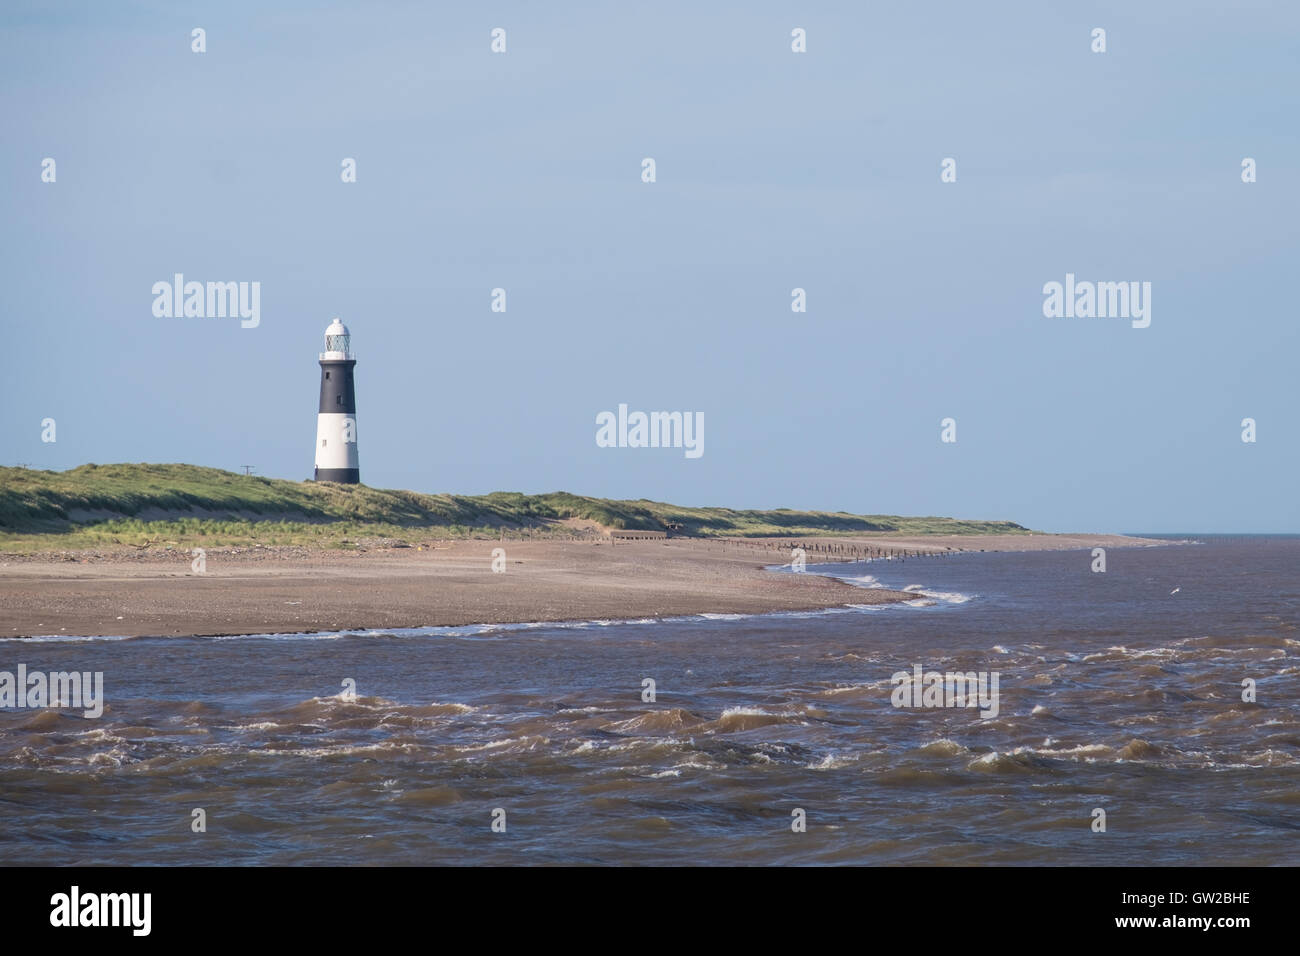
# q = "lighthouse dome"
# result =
<box><xmin>322</xmin><ymin>318</ymin><xmax>352</xmax><ymax>359</ymax></box>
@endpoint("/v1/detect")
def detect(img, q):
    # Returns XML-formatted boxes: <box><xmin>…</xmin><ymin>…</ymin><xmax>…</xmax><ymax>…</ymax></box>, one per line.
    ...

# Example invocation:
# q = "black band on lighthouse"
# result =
<box><xmin>319</xmin><ymin>358</ymin><xmax>357</xmax><ymax>414</ymax></box>
<box><xmin>314</xmin><ymin>467</ymin><xmax>361</xmax><ymax>482</ymax></box>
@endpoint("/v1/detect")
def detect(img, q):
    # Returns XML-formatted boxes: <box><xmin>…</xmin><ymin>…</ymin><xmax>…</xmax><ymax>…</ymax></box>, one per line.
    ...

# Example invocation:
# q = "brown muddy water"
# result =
<box><xmin>1</xmin><ymin>536</ymin><xmax>1297</xmax><ymax>865</ymax></box>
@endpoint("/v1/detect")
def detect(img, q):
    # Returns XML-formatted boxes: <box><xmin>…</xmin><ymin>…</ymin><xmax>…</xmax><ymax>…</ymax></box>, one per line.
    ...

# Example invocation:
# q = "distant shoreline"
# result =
<box><xmin>0</xmin><ymin>533</ymin><xmax>1168</xmax><ymax>640</ymax></box>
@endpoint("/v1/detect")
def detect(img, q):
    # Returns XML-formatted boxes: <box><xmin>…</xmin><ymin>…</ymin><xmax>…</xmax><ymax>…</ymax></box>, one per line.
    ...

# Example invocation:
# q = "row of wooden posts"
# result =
<box><xmin>482</xmin><ymin>527</ymin><xmax>973</xmax><ymax>561</ymax></box>
<box><xmin>702</xmin><ymin>538</ymin><xmax>969</xmax><ymax>561</ymax></box>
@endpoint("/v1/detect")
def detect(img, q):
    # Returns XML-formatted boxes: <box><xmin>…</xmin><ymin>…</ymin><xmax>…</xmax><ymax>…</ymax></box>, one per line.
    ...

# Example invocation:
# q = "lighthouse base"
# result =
<box><xmin>314</xmin><ymin>467</ymin><xmax>360</xmax><ymax>484</ymax></box>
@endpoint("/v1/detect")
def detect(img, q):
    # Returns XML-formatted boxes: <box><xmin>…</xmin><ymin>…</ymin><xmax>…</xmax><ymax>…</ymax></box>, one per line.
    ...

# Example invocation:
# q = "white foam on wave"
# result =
<box><xmin>1082</xmin><ymin>645</ymin><xmax>1177</xmax><ymax>662</ymax></box>
<box><xmin>0</xmin><ymin>633</ymin><xmax>132</xmax><ymax>643</ymax></box>
<box><xmin>809</xmin><ymin>752</ymin><xmax>857</xmax><ymax>770</ymax></box>
<box><xmin>917</xmin><ymin>738</ymin><xmax>968</xmax><ymax>757</ymax></box>
<box><xmin>245</xmin><ymin>740</ymin><xmax>423</xmax><ymax>760</ymax></box>
<box><xmin>679</xmin><ymin>755</ymin><xmax>723</xmax><ymax>771</ymax></box>
<box><xmin>830</xmin><ymin>570</ymin><xmax>974</xmax><ymax>607</ymax></box>
<box><xmin>923</xmin><ymin>590</ymin><xmax>972</xmax><ymax>604</ymax></box>
<box><xmin>1035</xmin><ymin>743</ymin><xmax>1113</xmax><ymax>758</ymax></box>
<box><xmin>212</xmin><ymin>630</ymin><xmax>347</xmax><ymax>642</ymax></box>
<box><xmin>556</xmin><ymin>705</ymin><xmax>620</xmax><ymax>715</ymax></box>
<box><xmin>70</xmin><ymin>727</ymin><xmax>127</xmax><ymax>744</ymax></box>
<box><xmin>841</xmin><ymin>574</ymin><xmax>882</xmax><ymax>588</ymax></box>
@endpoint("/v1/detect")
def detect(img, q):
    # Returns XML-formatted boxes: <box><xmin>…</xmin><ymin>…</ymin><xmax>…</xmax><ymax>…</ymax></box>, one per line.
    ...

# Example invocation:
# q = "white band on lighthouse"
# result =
<box><xmin>315</xmin><ymin>413</ymin><xmax>359</xmax><ymax>469</ymax></box>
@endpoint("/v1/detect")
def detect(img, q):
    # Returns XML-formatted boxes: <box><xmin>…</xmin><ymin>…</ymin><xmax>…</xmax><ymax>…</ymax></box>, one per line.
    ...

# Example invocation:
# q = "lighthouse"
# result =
<box><xmin>314</xmin><ymin>318</ymin><xmax>360</xmax><ymax>483</ymax></box>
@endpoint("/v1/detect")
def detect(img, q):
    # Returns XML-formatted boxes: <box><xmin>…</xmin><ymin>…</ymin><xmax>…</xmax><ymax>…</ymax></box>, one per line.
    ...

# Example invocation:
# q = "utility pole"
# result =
<box><xmin>241</xmin><ymin>465</ymin><xmax>255</xmax><ymax>476</ymax></box>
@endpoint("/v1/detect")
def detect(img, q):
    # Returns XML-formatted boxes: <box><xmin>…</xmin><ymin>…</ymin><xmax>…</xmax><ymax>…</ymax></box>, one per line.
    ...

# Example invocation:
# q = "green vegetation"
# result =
<box><xmin>0</xmin><ymin>463</ymin><xmax>1030</xmax><ymax>551</ymax></box>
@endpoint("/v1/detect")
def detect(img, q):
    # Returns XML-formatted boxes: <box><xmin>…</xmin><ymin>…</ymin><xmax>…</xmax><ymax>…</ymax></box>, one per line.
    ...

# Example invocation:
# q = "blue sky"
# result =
<box><xmin>3</xmin><ymin>1</ymin><xmax>1297</xmax><ymax>533</ymax></box>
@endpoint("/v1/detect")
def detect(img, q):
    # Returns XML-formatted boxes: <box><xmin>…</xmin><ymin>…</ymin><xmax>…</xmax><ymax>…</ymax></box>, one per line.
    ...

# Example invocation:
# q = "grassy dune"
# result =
<box><xmin>0</xmin><ymin>463</ymin><xmax>1030</xmax><ymax>550</ymax></box>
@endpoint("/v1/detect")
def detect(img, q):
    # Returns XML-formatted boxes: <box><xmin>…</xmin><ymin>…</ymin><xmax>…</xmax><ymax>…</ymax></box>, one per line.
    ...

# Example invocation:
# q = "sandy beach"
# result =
<box><xmin>0</xmin><ymin>533</ymin><xmax>1167</xmax><ymax>638</ymax></box>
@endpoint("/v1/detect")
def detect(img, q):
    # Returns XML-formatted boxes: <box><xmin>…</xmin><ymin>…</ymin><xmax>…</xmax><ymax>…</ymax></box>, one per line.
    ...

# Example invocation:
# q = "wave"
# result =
<box><xmin>808</xmin><ymin>752</ymin><xmax>859</xmax><ymax>770</ymax></box>
<box><xmin>831</xmin><ymin>573</ymin><xmax>973</xmax><ymax>607</ymax></box>
<box><xmin>607</xmin><ymin>708</ymin><xmax>702</xmax><ymax>734</ymax></box>
<box><xmin>709</xmin><ymin>706</ymin><xmax>817</xmax><ymax>733</ymax></box>
<box><xmin>926</xmin><ymin>591</ymin><xmax>972</xmax><ymax>604</ymax></box>
<box><xmin>916</xmin><ymin>738</ymin><xmax>968</xmax><ymax>757</ymax></box>
<box><xmin>967</xmin><ymin>750</ymin><xmax>1056</xmax><ymax>774</ymax></box>
<box><xmin>770</xmin><ymin>564</ymin><xmax>977</xmax><ymax>610</ymax></box>
<box><xmin>1117</xmin><ymin>738</ymin><xmax>1161</xmax><ymax>760</ymax></box>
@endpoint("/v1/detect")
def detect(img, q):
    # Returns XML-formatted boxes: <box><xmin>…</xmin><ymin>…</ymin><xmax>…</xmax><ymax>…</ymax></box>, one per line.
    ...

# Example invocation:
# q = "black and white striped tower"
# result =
<box><xmin>314</xmin><ymin>318</ymin><xmax>360</xmax><ymax>483</ymax></box>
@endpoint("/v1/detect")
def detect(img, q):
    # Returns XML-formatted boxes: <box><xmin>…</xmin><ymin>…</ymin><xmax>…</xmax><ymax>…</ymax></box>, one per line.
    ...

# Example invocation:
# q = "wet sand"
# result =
<box><xmin>0</xmin><ymin>533</ymin><xmax>1168</xmax><ymax>638</ymax></box>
